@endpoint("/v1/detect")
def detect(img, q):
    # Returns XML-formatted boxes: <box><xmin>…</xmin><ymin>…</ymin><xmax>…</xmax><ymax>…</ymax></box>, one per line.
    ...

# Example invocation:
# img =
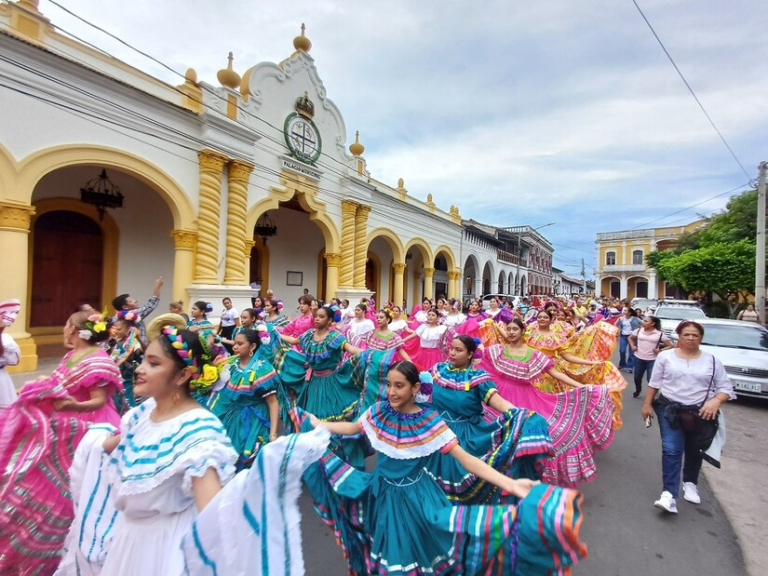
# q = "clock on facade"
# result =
<box><xmin>284</xmin><ymin>92</ymin><xmax>322</xmax><ymax>164</ymax></box>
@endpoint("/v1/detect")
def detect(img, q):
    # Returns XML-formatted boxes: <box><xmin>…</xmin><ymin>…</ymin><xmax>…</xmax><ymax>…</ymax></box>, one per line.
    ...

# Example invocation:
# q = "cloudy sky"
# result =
<box><xmin>37</xmin><ymin>0</ymin><xmax>768</xmax><ymax>276</ymax></box>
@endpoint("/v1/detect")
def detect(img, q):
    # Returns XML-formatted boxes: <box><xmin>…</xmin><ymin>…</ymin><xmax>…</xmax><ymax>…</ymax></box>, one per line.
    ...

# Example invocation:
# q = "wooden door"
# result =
<box><xmin>31</xmin><ymin>211</ymin><xmax>103</xmax><ymax>327</ymax></box>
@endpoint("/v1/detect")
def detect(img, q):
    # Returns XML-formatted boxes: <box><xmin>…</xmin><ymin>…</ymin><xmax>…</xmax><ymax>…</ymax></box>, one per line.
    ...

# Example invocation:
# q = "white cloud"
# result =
<box><xmin>37</xmin><ymin>0</ymin><xmax>768</xmax><ymax>271</ymax></box>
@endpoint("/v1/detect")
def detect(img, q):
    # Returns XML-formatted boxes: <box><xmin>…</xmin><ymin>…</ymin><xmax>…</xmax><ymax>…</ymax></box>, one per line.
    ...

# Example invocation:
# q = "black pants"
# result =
<box><xmin>219</xmin><ymin>325</ymin><xmax>235</xmax><ymax>353</ymax></box>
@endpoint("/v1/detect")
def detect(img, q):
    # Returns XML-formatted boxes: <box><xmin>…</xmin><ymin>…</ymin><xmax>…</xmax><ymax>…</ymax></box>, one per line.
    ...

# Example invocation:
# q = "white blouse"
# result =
<box><xmin>415</xmin><ymin>324</ymin><xmax>447</xmax><ymax>349</ymax></box>
<box><xmin>389</xmin><ymin>319</ymin><xmax>409</xmax><ymax>333</ymax></box>
<box><xmin>443</xmin><ymin>313</ymin><xmax>466</xmax><ymax>328</ymax></box>
<box><xmin>648</xmin><ymin>350</ymin><xmax>735</xmax><ymax>406</ymax></box>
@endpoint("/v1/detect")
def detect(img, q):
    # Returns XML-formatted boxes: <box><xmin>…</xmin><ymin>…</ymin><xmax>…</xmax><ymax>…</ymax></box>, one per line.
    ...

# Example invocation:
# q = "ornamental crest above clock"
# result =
<box><xmin>284</xmin><ymin>92</ymin><xmax>322</xmax><ymax>164</ymax></box>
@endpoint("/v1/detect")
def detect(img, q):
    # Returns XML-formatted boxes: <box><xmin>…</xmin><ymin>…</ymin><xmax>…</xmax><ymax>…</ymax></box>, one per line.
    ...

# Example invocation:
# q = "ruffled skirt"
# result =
<box><xmin>303</xmin><ymin>448</ymin><xmax>587</xmax><ymax>575</ymax></box>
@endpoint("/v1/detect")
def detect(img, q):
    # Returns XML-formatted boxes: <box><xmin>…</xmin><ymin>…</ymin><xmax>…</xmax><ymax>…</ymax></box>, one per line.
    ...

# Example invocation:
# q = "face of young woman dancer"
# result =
<box><xmin>299</xmin><ymin>300</ymin><xmax>311</xmax><ymax>315</ymax></box>
<box><xmin>190</xmin><ymin>304</ymin><xmax>204</xmax><ymax>320</ymax></box>
<box><xmin>253</xmin><ymin>297</ymin><xmax>263</xmax><ymax>310</ymax></box>
<box><xmin>468</xmin><ymin>300</ymin><xmax>480</xmax><ymax>314</ymax></box>
<box><xmin>355</xmin><ymin>306</ymin><xmax>365</xmax><ymax>320</ymax></box>
<box><xmin>376</xmin><ymin>312</ymin><xmax>389</xmax><ymax>330</ymax></box>
<box><xmin>489</xmin><ymin>298</ymin><xmax>499</xmax><ymax>310</ymax></box>
<box><xmin>240</xmin><ymin>311</ymin><xmax>255</xmax><ymax>328</ymax></box>
<box><xmin>506</xmin><ymin>321</ymin><xmax>524</xmax><ymax>344</ymax></box>
<box><xmin>392</xmin><ymin>306</ymin><xmax>402</xmax><ymax>319</ymax></box>
<box><xmin>134</xmin><ymin>339</ymin><xmax>190</xmax><ymax>399</ymax></box>
<box><xmin>232</xmin><ymin>332</ymin><xmax>255</xmax><ymax>361</ymax></box>
<box><xmin>427</xmin><ymin>309</ymin><xmax>439</xmax><ymax>326</ymax></box>
<box><xmin>314</xmin><ymin>307</ymin><xmax>331</xmax><ymax>330</ymax></box>
<box><xmin>385</xmin><ymin>368</ymin><xmax>418</xmax><ymax>412</ymax></box>
<box><xmin>536</xmin><ymin>311</ymin><xmax>552</xmax><ymax>330</ymax></box>
<box><xmin>448</xmin><ymin>338</ymin><xmax>472</xmax><ymax>368</ymax></box>
<box><xmin>422</xmin><ymin>299</ymin><xmax>431</xmax><ymax>311</ymax></box>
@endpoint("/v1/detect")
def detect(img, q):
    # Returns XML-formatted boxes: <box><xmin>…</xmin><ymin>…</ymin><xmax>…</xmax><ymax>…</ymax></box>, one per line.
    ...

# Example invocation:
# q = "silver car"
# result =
<box><xmin>671</xmin><ymin>319</ymin><xmax>768</xmax><ymax>399</ymax></box>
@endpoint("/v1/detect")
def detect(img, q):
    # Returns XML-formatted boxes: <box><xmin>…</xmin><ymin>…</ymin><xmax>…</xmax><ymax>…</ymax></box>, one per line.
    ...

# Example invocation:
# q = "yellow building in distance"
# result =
<box><xmin>595</xmin><ymin>220</ymin><xmax>705</xmax><ymax>300</ymax></box>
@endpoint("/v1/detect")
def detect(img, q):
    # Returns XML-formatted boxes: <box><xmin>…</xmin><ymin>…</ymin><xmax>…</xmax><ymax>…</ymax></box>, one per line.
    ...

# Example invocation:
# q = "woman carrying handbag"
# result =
<box><xmin>641</xmin><ymin>320</ymin><xmax>734</xmax><ymax>514</ymax></box>
<box><xmin>628</xmin><ymin>315</ymin><xmax>672</xmax><ymax>398</ymax></box>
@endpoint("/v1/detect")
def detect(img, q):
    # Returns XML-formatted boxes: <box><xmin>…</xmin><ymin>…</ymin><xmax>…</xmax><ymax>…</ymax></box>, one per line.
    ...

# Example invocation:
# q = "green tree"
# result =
<box><xmin>653</xmin><ymin>241</ymin><xmax>755</xmax><ymax>317</ymax></box>
<box><xmin>646</xmin><ymin>189</ymin><xmax>766</xmax><ymax>317</ymax></box>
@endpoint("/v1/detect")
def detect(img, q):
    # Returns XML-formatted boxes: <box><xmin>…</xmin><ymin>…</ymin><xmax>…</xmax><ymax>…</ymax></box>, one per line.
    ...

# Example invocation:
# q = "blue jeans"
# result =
<box><xmin>619</xmin><ymin>334</ymin><xmax>634</xmax><ymax>369</ymax></box>
<box><xmin>633</xmin><ymin>357</ymin><xmax>655</xmax><ymax>393</ymax></box>
<box><xmin>653</xmin><ymin>402</ymin><xmax>703</xmax><ymax>498</ymax></box>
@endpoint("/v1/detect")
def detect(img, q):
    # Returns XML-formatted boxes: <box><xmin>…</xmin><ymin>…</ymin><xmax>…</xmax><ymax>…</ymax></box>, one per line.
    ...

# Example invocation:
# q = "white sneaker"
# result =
<box><xmin>683</xmin><ymin>482</ymin><xmax>701</xmax><ymax>504</ymax></box>
<box><xmin>654</xmin><ymin>491</ymin><xmax>678</xmax><ymax>514</ymax></box>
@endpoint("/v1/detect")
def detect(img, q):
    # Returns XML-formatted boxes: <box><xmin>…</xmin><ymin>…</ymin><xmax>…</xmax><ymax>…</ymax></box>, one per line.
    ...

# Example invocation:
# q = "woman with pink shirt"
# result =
<box><xmin>278</xmin><ymin>294</ymin><xmax>314</xmax><ymax>350</ymax></box>
<box><xmin>628</xmin><ymin>315</ymin><xmax>673</xmax><ymax>398</ymax></box>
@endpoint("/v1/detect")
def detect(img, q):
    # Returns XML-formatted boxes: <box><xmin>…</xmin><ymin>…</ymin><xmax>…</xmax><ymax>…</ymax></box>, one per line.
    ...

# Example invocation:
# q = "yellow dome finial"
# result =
<box><xmin>349</xmin><ymin>131</ymin><xmax>365</xmax><ymax>157</ymax></box>
<box><xmin>294</xmin><ymin>23</ymin><xmax>312</xmax><ymax>53</ymax></box>
<box><xmin>217</xmin><ymin>52</ymin><xmax>241</xmax><ymax>90</ymax></box>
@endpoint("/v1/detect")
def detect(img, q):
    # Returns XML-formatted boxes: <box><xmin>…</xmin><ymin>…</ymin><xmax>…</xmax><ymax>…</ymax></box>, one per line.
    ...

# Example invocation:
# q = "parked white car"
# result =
<box><xmin>670</xmin><ymin>319</ymin><xmax>768</xmax><ymax>399</ymax></box>
<box><xmin>653</xmin><ymin>304</ymin><xmax>707</xmax><ymax>336</ymax></box>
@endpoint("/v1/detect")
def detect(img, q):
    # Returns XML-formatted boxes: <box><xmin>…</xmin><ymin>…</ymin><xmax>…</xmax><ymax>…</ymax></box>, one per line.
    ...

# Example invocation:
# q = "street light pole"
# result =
<box><xmin>756</xmin><ymin>161</ymin><xmax>766</xmax><ymax>327</ymax></box>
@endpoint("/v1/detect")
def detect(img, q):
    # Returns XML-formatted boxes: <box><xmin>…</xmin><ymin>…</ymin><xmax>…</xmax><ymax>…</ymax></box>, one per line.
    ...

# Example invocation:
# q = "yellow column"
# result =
<box><xmin>447</xmin><ymin>270</ymin><xmax>459</xmax><ymax>299</ymax></box>
<box><xmin>170</xmin><ymin>230</ymin><xmax>197</xmax><ymax>305</ymax></box>
<box><xmin>243</xmin><ymin>239</ymin><xmax>256</xmax><ymax>284</ymax></box>
<box><xmin>392</xmin><ymin>263</ymin><xmax>406</xmax><ymax>309</ymax></box>
<box><xmin>353</xmin><ymin>204</ymin><xmax>371</xmax><ymax>289</ymax></box>
<box><xmin>339</xmin><ymin>200</ymin><xmax>358</xmax><ymax>288</ymax></box>
<box><xmin>194</xmin><ymin>149</ymin><xmax>228</xmax><ymax>284</ymax></box>
<box><xmin>0</xmin><ymin>201</ymin><xmax>37</xmax><ymax>373</ymax></box>
<box><xmin>224</xmin><ymin>160</ymin><xmax>254</xmax><ymax>285</ymax></box>
<box><xmin>324</xmin><ymin>253</ymin><xmax>341</xmax><ymax>299</ymax></box>
<box><xmin>423</xmin><ymin>267</ymin><xmax>435</xmax><ymax>299</ymax></box>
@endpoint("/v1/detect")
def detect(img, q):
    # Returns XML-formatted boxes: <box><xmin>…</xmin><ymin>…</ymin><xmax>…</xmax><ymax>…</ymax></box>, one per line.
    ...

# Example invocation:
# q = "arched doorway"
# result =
<box><xmin>365</xmin><ymin>252</ymin><xmax>381</xmax><ymax>303</ymax></box>
<box><xmin>463</xmin><ymin>254</ymin><xmax>480</xmax><ymax>300</ymax></box>
<box><xmin>482</xmin><ymin>261</ymin><xmax>493</xmax><ymax>295</ymax></box>
<box><xmin>30</xmin><ymin>211</ymin><xmax>104</xmax><ymax>327</ymax></box>
<box><xmin>250</xmin><ymin>197</ymin><xmax>327</xmax><ymax>304</ymax></box>
<box><xmin>520</xmin><ymin>275</ymin><xmax>527</xmax><ymax>296</ymax></box>
<box><xmin>497</xmin><ymin>271</ymin><xmax>505</xmax><ymax>293</ymax></box>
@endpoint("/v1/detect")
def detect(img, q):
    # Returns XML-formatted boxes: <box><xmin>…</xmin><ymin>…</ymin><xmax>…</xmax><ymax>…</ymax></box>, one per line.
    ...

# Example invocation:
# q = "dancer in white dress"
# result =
<box><xmin>345</xmin><ymin>303</ymin><xmax>375</xmax><ymax>349</ymax></box>
<box><xmin>57</xmin><ymin>314</ymin><xmax>237</xmax><ymax>575</ymax></box>
<box><xmin>58</xmin><ymin>313</ymin><xmax>330</xmax><ymax>576</ymax></box>
<box><xmin>0</xmin><ymin>299</ymin><xmax>21</xmax><ymax>406</ymax></box>
<box><xmin>443</xmin><ymin>298</ymin><xmax>467</xmax><ymax>329</ymax></box>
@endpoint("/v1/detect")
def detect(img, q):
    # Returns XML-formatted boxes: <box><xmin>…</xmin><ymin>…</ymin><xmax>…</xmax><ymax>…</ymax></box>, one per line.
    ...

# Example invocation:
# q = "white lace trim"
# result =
<box><xmin>106</xmin><ymin>402</ymin><xmax>237</xmax><ymax>496</ymax></box>
<box><xmin>360</xmin><ymin>413</ymin><xmax>457</xmax><ymax>460</ymax></box>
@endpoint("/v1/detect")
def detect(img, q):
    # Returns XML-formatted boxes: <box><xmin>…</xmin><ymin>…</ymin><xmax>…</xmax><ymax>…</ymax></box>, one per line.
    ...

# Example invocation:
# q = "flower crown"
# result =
<box><xmin>380</xmin><ymin>307</ymin><xmax>395</xmax><ymax>321</ymax></box>
<box><xmin>78</xmin><ymin>313</ymin><xmax>109</xmax><ymax>341</ymax></box>
<box><xmin>162</xmin><ymin>325</ymin><xmax>221</xmax><ymax>393</ymax></box>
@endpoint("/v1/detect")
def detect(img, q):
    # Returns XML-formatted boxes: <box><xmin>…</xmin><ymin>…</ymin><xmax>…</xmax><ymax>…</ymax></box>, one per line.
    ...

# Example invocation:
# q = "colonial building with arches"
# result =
<box><xmin>0</xmin><ymin>1</ymin><xmax>474</xmax><ymax>371</ymax></box>
<box><xmin>595</xmin><ymin>219</ymin><xmax>705</xmax><ymax>300</ymax></box>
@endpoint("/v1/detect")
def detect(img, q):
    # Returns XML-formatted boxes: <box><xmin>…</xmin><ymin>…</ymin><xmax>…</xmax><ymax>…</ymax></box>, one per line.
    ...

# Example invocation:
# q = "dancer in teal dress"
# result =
<box><xmin>278</xmin><ymin>306</ymin><xmax>367</xmax><ymax>466</ymax></box>
<box><xmin>187</xmin><ymin>301</ymin><xmax>216</xmax><ymax>341</ymax></box>
<box><xmin>262</xmin><ymin>298</ymin><xmax>289</xmax><ymax>329</ymax></box>
<box><xmin>301</xmin><ymin>361</ymin><xmax>587</xmax><ymax>576</ymax></box>
<box><xmin>209</xmin><ymin>329</ymin><xmax>280</xmax><ymax>469</ymax></box>
<box><xmin>429</xmin><ymin>334</ymin><xmax>554</xmax><ymax>504</ymax></box>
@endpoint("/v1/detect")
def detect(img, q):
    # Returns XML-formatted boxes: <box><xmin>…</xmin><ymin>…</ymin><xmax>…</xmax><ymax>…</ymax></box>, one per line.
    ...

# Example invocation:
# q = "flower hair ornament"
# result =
<box><xmin>380</xmin><ymin>307</ymin><xmax>395</xmax><ymax>321</ymax></box>
<box><xmin>254</xmin><ymin>323</ymin><xmax>271</xmax><ymax>345</ymax></box>
<box><xmin>276</xmin><ymin>300</ymin><xmax>284</xmax><ymax>311</ymax></box>
<box><xmin>452</xmin><ymin>300</ymin><xmax>462</xmax><ymax>311</ymax></box>
<box><xmin>204</xmin><ymin>302</ymin><xmax>214</xmax><ymax>314</ymax></box>
<box><xmin>117</xmin><ymin>310</ymin><xmax>141</xmax><ymax>323</ymax></box>
<box><xmin>471</xmin><ymin>337</ymin><xmax>483</xmax><ymax>360</ymax></box>
<box><xmin>416</xmin><ymin>371</ymin><xmax>433</xmax><ymax>403</ymax></box>
<box><xmin>78</xmin><ymin>313</ymin><xmax>109</xmax><ymax>341</ymax></box>
<box><xmin>329</xmin><ymin>305</ymin><xmax>342</xmax><ymax>323</ymax></box>
<box><xmin>161</xmin><ymin>325</ymin><xmax>221</xmax><ymax>394</ymax></box>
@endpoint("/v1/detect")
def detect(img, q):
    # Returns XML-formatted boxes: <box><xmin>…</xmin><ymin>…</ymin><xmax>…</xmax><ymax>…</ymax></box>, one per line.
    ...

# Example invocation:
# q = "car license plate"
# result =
<box><xmin>732</xmin><ymin>380</ymin><xmax>763</xmax><ymax>393</ymax></box>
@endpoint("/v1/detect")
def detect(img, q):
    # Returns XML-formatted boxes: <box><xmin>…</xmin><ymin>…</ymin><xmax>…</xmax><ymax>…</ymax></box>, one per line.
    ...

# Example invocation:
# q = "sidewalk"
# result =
<box><xmin>702</xmin><ymin>397</ymin><xmax>768</xmax><ymax>576</ymax></box>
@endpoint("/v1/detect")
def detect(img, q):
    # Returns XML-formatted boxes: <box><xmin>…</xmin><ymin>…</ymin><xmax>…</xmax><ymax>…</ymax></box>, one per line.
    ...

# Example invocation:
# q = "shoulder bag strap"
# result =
<box><xmin>703</xmin><ymin>355</ymin><xmax>716</xmax><ymax>404</ymax></box>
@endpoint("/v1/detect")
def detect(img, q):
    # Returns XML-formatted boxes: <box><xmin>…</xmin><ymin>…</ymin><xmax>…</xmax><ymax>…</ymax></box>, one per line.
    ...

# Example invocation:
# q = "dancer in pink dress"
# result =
<box><xmin>0</xmin><ymin>309</ymin><xmax>122</xmax><ymax>574</ymax></box>
<box><xmin>278</xmin><ymin>294</ymin><xmax>315</xmax><ymax>350</ymax></box>
<box><xmin>479</xmin><ymin>318</ymin><xmax>616</xmax><ymax>487</ymax></box>
<box><xmin>344</xmin><ymin>303</ymin><xmax>376</xmax><ymax>350</ymax></box>
<box><xmin>455</xmin><ymin>298</ymin><xmax>487</xmax><ymax>340</ymax></box>
<box><xmin>403</xmin><ymin>308</ymin><xmax>448</xmax><ymax>371</ymax></box>
<box><xmin>366</xmin><ymin>309</ymin><xmax>411</xmax><ymax>361</ymax></box>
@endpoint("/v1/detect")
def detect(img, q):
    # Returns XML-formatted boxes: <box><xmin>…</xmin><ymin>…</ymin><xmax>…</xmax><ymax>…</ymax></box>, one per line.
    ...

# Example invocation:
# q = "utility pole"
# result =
<box><xmin>756</xmin><ymin>161</ymin><xmax>766</xmax><ymax>327</ymax></box>
<box><xmin>581</xmin><ymin>258</ymin><xmax>587</xmax><ymax>294</ymax></box>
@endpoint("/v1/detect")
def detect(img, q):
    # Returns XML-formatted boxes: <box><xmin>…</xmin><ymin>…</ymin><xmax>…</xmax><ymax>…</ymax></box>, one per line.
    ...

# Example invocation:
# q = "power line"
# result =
<box><xmin>630</xmin><ymin>0</ymin><xmax>751</xmax><ymax>180</ymax></box>
<box><xmin>629</xmin><ymin>181</ymin><xmax>749</xmax><ymax>230</ymax></box>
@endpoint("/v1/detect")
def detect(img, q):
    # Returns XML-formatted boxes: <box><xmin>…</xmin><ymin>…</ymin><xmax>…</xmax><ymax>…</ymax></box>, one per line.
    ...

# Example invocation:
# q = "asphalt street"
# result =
<box><xmin>298</xmin><ymin>352</ymin><xmax>749</xmax><ymax>576</ymax></box>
